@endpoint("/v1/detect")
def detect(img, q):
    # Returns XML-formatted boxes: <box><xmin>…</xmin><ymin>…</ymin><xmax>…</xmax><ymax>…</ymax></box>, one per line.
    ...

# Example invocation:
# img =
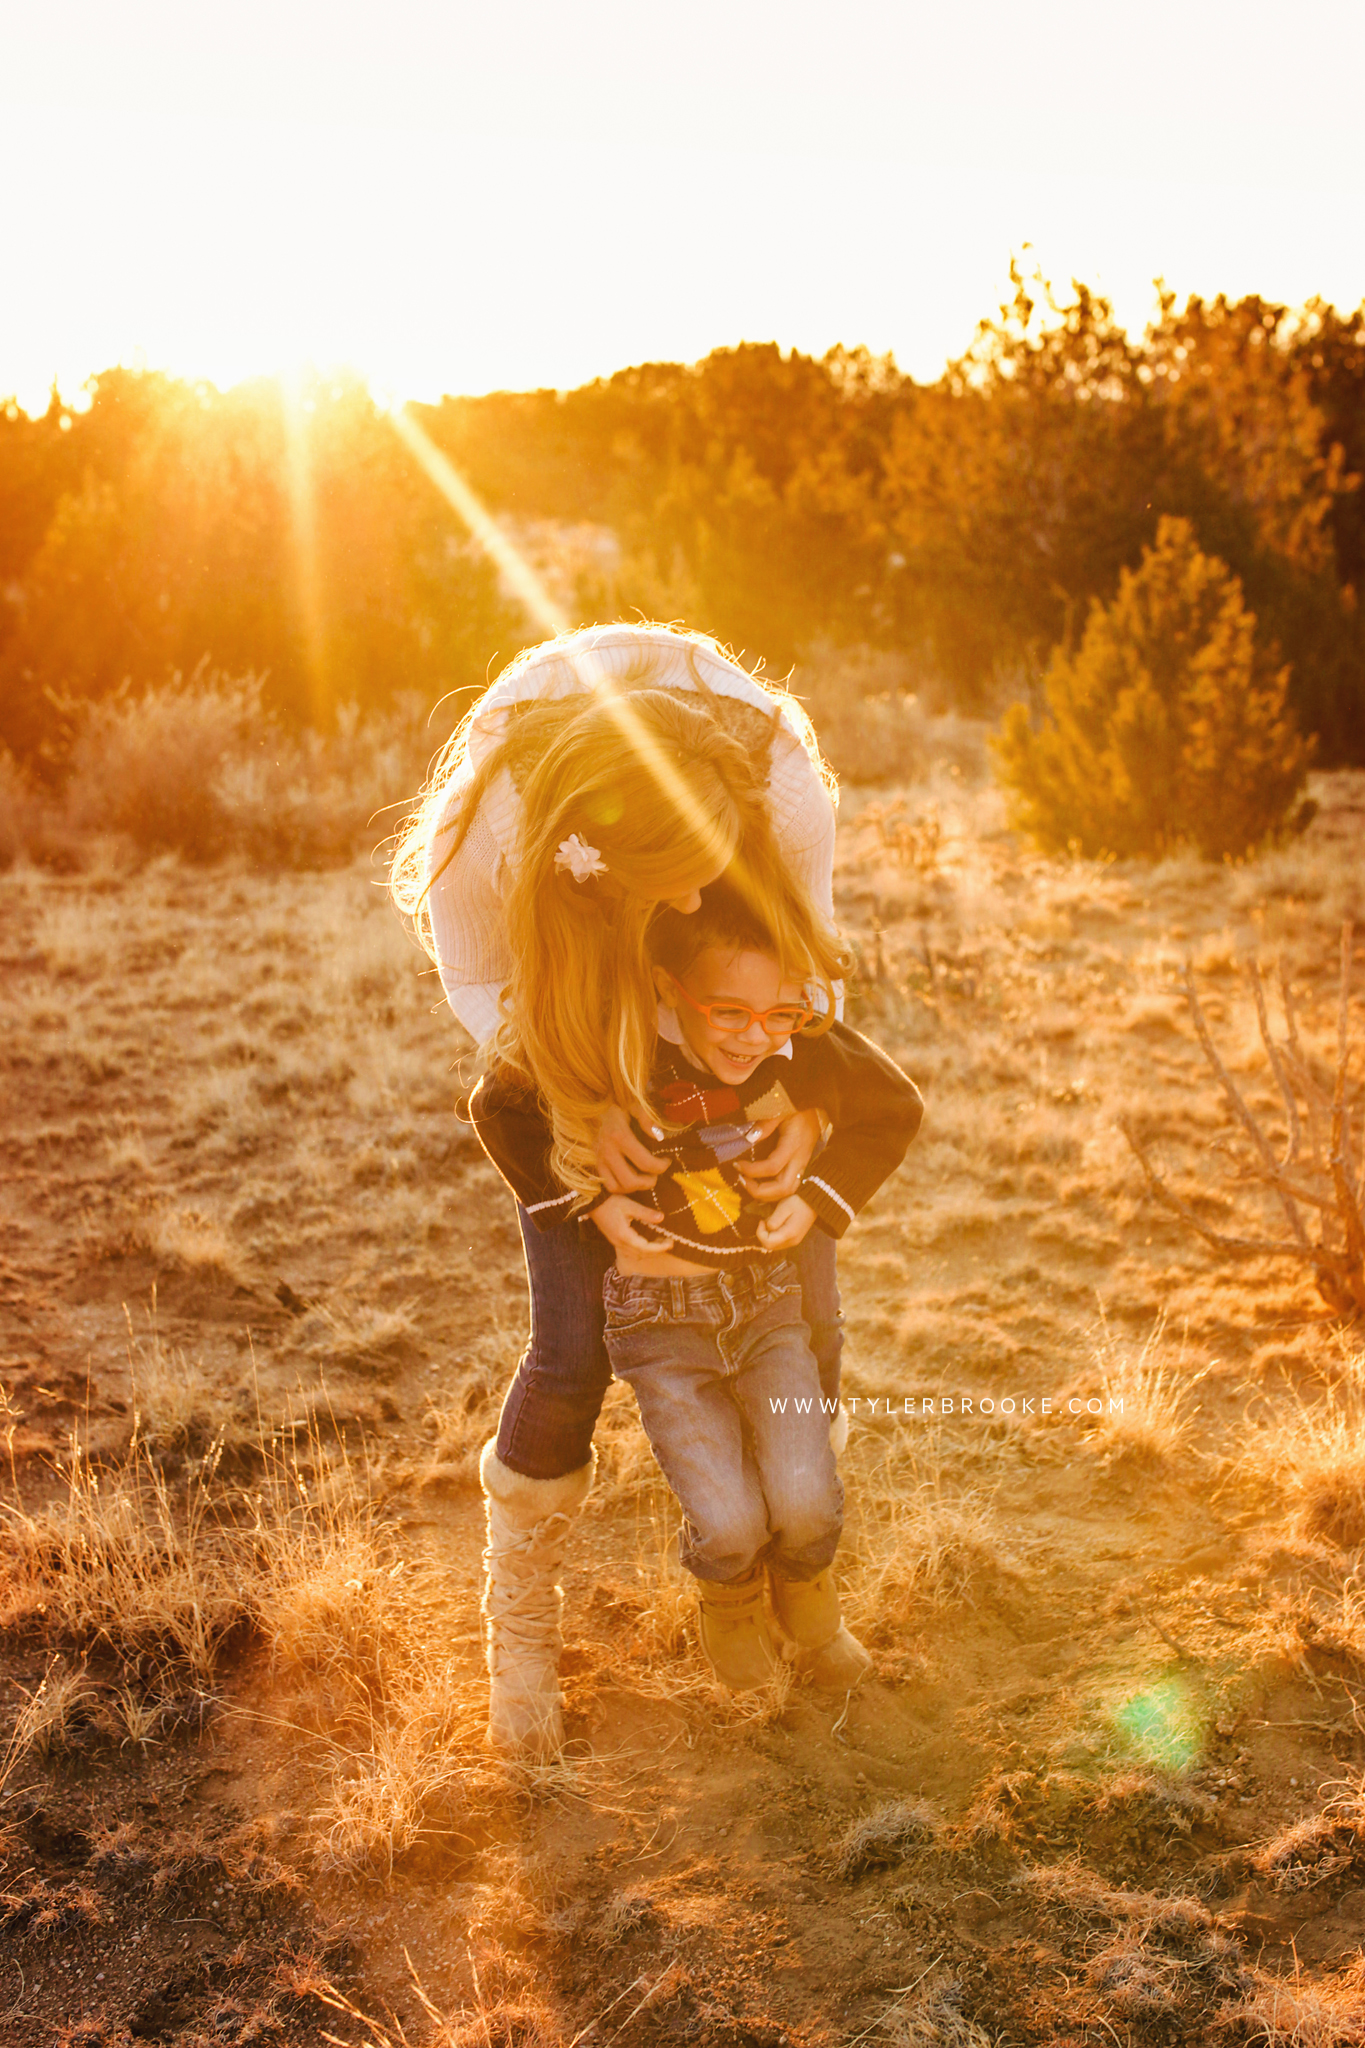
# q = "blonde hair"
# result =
<box><xmin>390</xmin><ymin>626</ymin><xmax>839</xmax><ymax>1195</ymax></box>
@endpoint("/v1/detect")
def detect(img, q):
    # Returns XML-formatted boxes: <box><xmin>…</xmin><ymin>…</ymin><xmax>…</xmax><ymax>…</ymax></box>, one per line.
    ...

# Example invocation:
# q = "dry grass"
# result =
<box><xmin>315</xmin><ymin>1956</ymin><xmax>563</xmax><ymax>2048</ymax></box>
<box><xmin>7</xmin><ymin>734</ymin><xmax>1365</xmax><ymax>2042</ymax></box>
<box><xmin>2</xmin><ymin>1660</ymin><xmax>101</xmax><ymax>1774</ymax></box>
<box><xmin>836</xmin><ymin>1797</ymin><xmax>939</xmax><ymax>1878</ymax></box>
<box><xmin>841</xmin><ymin>1428</ymin><xmax>1011</xmax><ymax>1659</ymax></box>
<box><xmin>0</xmin><ymin>1430</ymin><xmax>247</xmax><ymax>1684</ymax></box>
<box><xmin>124</xmin><ymin>1300</ymin><xmax>246</xmax><ymax>1450</ymax></box>
<box><xmin>313</xmin><ymin>1664</ymin><xmax>489</xmax><ymax>1876</ymax></box>
<box><xmin>1088</xmin><ymin>1312</ymin><xmax>1199</xmax><ymax>1465</ymax></box>
<box><xmin>0</xmin><ymin>1384</ymin><xmax>495</xmax><ymax>1877</ymax></box>
<box><xmin>882</xmin><ymin>1981</ymin><xmax>995</xmax><ymax>2048</ymax></box>
<box><xmin>1238</xmin><ymin>1960</ymin><xmax>1365</xmax><ymax>2047</ymax></box>
<box><xmin>1228</xmin><ymin>1351</ymin><xmax>1365</xmax><ymax>1546</ymax></box>
<box><xmin>291</xmin><ymin>1298</ymin><xmax>421</xmax><ymax>1377</ymax></box>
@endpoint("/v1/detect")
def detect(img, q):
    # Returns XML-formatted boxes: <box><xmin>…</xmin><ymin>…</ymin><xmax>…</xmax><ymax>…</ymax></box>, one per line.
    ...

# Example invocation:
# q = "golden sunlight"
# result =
<box><xmin>5</xmin><ymin>7</ymin><xmax>1365</xmax><ymax>2042</ymax></box>
<box><xmin>388</xmin><ymin>405</ymin><xmax>569</xmax><ymax>640</ymax></box>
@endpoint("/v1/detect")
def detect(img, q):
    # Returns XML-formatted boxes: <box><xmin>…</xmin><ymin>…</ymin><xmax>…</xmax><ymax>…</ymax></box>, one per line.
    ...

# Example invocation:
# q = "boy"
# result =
<box><xmin>470</xmin><ymin>880</ymin><xmax>923</xmax><ymax>1693</ymax></box>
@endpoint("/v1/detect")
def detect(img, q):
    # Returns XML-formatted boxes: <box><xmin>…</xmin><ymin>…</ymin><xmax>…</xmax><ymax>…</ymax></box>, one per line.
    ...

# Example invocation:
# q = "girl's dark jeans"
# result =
<box><xmin>493</xmin><ymin>1206</ymin><xmax>845</xmax><ymax>1480</ymax></box>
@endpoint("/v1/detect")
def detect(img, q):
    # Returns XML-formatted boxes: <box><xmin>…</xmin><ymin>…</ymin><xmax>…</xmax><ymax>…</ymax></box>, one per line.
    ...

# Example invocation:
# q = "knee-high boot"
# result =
<box><xmin>479</xmin><ymin>1439</ymin><xmax>595</xmax><ymax>1759</ymax></box>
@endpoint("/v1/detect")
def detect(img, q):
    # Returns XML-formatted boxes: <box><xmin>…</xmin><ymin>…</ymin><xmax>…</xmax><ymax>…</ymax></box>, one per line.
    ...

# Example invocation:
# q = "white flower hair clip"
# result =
<box><xmin>554</xmin><ymin>833</ymin><xmax>607</xmax><ymax>883</ymax></box>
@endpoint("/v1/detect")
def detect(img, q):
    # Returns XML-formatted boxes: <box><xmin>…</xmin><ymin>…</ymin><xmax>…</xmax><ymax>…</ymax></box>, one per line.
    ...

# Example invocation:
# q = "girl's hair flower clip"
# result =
<box><xmin>554</xmin><ymin>833</ymin><xmax>607</xmax><ymax>883</ymax></box>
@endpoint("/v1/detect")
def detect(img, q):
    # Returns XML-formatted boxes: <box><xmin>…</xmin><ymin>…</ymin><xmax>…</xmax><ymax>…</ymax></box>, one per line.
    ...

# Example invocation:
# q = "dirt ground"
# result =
<box><xmin>3</xmin><ymin>758</ymin><xmax>1365</xmax><ymax>2047</ymax></box>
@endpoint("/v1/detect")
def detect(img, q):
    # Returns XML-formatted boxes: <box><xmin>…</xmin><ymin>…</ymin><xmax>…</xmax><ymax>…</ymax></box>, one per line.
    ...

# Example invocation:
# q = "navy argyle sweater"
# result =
<box><xmin>469</xmin><ymin>1022</ymin><xmax>923</xmax><ymax>1267</ymax></box>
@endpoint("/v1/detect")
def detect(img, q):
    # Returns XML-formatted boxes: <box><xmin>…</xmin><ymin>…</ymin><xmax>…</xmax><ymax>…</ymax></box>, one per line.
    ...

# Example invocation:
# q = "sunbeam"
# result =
<box><xmin>387</xmin><ymin>403</ymin><xmax>569</xmax><ymax>640</ymax></box>
<box><xmin>387</xmin><ymin>402</ymin><xmax>748</xmax><ymax>867</ymax></box>
<box><xmin>280</xmin><ymin>367</ymin><xmax>328</xmax><ymax>720</ymax></box>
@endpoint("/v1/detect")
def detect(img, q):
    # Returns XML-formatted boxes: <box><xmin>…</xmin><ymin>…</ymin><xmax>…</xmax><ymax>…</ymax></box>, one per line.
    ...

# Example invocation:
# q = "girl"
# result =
<box><xmin>390</xmin><ymin>624</ymin><xmax>843</xmax><ymax>1757</ymax></box>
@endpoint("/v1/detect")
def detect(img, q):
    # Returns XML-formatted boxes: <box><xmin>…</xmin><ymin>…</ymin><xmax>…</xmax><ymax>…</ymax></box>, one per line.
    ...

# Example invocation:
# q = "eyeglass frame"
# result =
<box><xmin>670</xmin><ymin>980</ymin><xmax>816</xmax><ymax>1037</ymax></box>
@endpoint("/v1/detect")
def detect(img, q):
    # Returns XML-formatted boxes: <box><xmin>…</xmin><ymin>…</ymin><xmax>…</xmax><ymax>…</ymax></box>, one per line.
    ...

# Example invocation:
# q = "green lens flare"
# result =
<box><xmin>1111</xmin><ymin>1677</ymin><xmax>1203</xmax><ymax>1771</ymax></box>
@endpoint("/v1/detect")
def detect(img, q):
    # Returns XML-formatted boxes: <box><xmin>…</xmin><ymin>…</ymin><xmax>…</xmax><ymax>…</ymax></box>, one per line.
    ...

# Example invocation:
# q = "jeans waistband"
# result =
<box><xmin>605</xmin><ymin>1258</ymin><xmax>796</xmax><ymax>1315</ymax></box>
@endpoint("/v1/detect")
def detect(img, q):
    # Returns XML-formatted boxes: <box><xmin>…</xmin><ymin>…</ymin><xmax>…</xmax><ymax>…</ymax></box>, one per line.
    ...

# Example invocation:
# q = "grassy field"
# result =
<box><xmin>3</xmin><ymin>738</ymin><xmax>1365</xmax><ymax>2047</ymax></box>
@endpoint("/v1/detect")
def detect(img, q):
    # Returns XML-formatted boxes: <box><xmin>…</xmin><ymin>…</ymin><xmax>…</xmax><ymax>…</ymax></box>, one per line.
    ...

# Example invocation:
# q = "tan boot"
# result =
<box><xmin>769</xmin><ymin>1567</ymin><xmax>873</xmax><ymax>1690</ymax></box>
<box><xmin>480</xmin><ymin>1440</ymin><xmax>595</xmax><ymax>1760</ymax></box>
<box><xmin>696</xmin><ymin>1566</ymin><xmax>778</xmax><ymax>1691</ymax></box>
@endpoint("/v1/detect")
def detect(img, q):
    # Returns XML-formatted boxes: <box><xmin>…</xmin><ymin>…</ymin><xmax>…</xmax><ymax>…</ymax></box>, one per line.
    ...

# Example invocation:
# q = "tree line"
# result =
<box><xmin>3</xmin><ymin>273</ymin><xmax>1363</xmax><ymax>773</ymax></box>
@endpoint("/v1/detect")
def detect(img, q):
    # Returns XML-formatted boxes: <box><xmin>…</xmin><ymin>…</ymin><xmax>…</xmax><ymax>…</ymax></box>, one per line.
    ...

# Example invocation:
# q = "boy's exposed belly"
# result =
<box><xmin>614</xmin><ymin>1245</ymin><xmax>720</xmax><ymax>1279</ymax></box>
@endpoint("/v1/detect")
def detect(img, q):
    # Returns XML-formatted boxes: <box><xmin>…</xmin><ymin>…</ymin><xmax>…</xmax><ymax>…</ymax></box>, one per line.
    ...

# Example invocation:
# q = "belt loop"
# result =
<box><xmin>670</xmin><ymin>1277</ymin><xmax>687</xmax><ymax>1317</ymax></box>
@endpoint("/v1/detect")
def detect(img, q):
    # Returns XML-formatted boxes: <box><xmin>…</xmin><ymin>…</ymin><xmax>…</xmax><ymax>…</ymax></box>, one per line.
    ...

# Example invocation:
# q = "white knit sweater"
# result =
<box><xmin>425</xmin><ymin>625</ymin><xmax>838</xmax><ymax>1042</ymax></box>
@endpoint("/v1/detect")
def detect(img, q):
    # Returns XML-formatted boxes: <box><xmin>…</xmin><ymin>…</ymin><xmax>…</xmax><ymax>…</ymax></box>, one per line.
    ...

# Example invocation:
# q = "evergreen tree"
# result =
<box><xmin>993</xmin><ymin>517</ymin><xmax>1314</xmax><ymax>860</ymax></box>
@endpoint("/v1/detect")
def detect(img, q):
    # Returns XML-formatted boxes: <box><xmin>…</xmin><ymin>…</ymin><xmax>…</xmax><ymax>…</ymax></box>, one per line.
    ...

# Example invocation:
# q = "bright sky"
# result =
<box><xmin>3</xmin><ymin>0</ymin><xmax>1364</xmax><ymax>412</ymax></box>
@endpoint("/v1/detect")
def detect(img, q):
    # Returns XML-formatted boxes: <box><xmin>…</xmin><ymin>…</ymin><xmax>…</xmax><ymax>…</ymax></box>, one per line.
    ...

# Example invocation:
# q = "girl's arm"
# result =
<box><xmin>765</xmin><ymin>727</ymin><xmax>838</xmax><ymax>930</ymax></box>
<box><xmin>468</xmin><ymin>1074</ymin><xmax>668</xmax><ymax>1250</ymax></box>
<box><xmin>424</xmin><ymin>783</ymin><xmax>513</xmax><ymax>1043</ymax></box>
<box><xmin>784</xmin><ymin>1024</ymin><xmax>924</xmax><ymax>1237</ymax></box>
<box><xmin>467</xmin><ymin>1070</ymin><xmax>582</xmax><ymax>1228</ymax></box>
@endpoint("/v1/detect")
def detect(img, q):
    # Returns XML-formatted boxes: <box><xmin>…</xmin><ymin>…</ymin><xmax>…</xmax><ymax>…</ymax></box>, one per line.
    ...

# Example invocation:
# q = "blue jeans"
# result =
<box><xmin>603</xmin><ymin>1260</ymin><xmax>843</xmax><ymax>1584</ymax></box>
<box><xmin>494</xmin><ymin>1212</ymin><xmax>844</xmax><ymax>1480</ymax></box>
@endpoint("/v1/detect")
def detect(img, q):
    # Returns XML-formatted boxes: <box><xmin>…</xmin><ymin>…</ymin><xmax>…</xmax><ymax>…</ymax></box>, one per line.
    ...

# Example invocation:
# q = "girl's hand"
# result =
<box><xmin>588</xmin><ymin>1194</ymin><xmax>674</xmax><ymax>1256</ymax></box>
<box><xmin>736</xmin><ymin>1107</ymin><xmax>824</xmax><ymax>1201</ymax></box>
<box><xmin>755</xmin><ymin>1194</ymin><xmax>818</xmax><ymax>1252</ymax></box>
<box><xmin>596</xmin><ymin>1104</ymin><xmax>669</xmax><ymax>1194</ymax></box>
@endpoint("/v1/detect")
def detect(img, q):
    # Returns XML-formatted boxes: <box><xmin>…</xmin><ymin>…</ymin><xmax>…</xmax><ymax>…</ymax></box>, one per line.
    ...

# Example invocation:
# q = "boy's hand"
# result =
<box><xmin>596</xmin><ymin>1104</ymin><xmax>669</xmax><ymax>1193</ymax></box>
<box><xmin>588</xmin><ymin>1193</ymin><xmax>674</xmax><ymax>1256</ymax></box>
<box><xmin>737</xmin><ymin>1107</ymin><xmax>823</xmax><ymax>1200</ymax></box>
<box><xmin>755</xmin><ymin>1194</ymin><xmax>817</xmax><ymax>1252</ymax></box>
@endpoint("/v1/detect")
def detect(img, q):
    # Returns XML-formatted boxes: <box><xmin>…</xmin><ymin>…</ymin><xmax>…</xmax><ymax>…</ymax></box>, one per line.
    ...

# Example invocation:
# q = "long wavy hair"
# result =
<box><xmin>390</xmin><ymin>627</ymin><xmax>838</xmax><ymax>1195</ymax></box>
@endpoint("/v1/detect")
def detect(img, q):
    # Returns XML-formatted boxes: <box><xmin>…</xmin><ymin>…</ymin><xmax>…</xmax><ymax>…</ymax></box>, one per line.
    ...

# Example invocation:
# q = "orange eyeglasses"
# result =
<box><xmin>672</xmin><ymin>982</ymin><xmax>815</xmax><ymax>1037</ymax></box>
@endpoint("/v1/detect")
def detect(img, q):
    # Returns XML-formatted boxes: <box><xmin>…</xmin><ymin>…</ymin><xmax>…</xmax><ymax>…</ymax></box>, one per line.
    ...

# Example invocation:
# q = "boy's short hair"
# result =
<box><xmin>649</xmin><ymin>877</ymin><xmax>776</xmax><ymax>980</ymax></box>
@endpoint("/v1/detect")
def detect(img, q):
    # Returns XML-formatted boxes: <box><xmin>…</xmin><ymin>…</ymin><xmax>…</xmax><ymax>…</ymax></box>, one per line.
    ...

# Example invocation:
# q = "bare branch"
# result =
<box><xmin>1182</xmin><ymin>963</ymin><xmax>1310</xmax><ymax>1249</ymax></box>
<box><xmin>1247</xmin><ymin>957</ymin><xmax>1301</xmax><ymax>1167</ymax></box>
<box><xmin>1119</xmin><ymin>1117</ymin><xmax>1306</xmax><ymax>1260</ymax></box>
<box><xmin>1330</xmin><ymin>923</ymin><xmax>1365</xmax><ymax>1276</ymax></box>
<box><xmin>1121</xmin><ymin>938</ymin><xmax>1363</xmax><ymax>1321</ymax></box>
<box><xmin>1280</xmin><ymin>965</ymin><xmax>1329</xmax><ymax>1175</ymax></box>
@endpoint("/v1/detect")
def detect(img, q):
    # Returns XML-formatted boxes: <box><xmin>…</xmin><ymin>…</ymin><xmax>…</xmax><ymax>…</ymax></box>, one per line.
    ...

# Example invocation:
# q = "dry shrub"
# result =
<box><xmin>54</xmin><ymin>673</ymin><xmax>443</xmax><ymax>869</ymax></box>
<box><xmin>1122</xmin><ymin>931</ymin><xmax>1365</xmax><ymax>1319</ymax></box>
<box><xmin>792</xmin><ymin>646</ymin><xmax>988</xmax><ymax>787</ymax></box>
<box><xmin>64</xmin><ymin>673</ymin><xmax>264</xmax><ymax>858</ymax></box>
<box><xmin>0</xmin><ymin>750</ymin><xmax>67</xmax><ymax>868</ymax></box>
<box><xmin>857</xmin><ymin>799</ymin><xmax>946</xmax><ymax>874</ymax></box>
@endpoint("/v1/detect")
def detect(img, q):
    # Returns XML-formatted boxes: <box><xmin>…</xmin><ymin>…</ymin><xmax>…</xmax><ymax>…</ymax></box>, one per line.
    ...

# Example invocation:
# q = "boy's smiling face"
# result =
<box><xmin>654</xmin><ymin>944</ymin><xmax>810</xmax><ymax>1086</ymax></box>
